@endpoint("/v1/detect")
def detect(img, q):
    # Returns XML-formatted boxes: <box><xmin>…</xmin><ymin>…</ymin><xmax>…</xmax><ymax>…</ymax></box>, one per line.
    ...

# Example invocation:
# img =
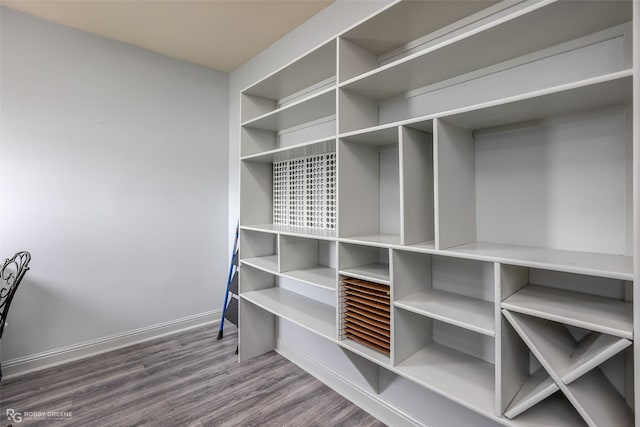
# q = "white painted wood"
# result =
<box><xmin>242</xmin><ymin>288</ymin><xmax>336</xmax><ymax>340</ymax></box>
<box><xmin>242</xmin><ymin>87</ymin><xmax>336</xmax><ymax>132</ymax></box>
<box><xmin>341</xmin><ymin>125</ymin><xmax>398</xmax><ymax>146</ymax></box>
<box><xmin>400</xmin><ymin>126</ymin><xmax>434</xmax><ymax>246</ymax></box>
<box><xmin>392</xmin><ymin>250</ymin><xmax>431</xmax><ymax>301</ymax></box>
<box><xmin>241</xmin><ymin>127</ymin><xmax>277</xmax><ymax>157</ymax></box>
<box><xmin>499</xmin><ymin>315</ymin><xmax>531</xmax><ymax>417</ymax></box>
<box><xmin>239</xmin><ymin>297</ymin><xmax>276</xmax><ymax>362</ymax></box>
<box><xmin>444</xmin><ymin>241</ymin><xmax>633</xmax><ymax>281</ymax></box>
<box><xmin>340</xmin><ymin>0</ymin><xmax>499</xmax><ymax>58</ymax></box>
<box><xmin>504</xmin><ymin>368</ymin><xmax>559</xmax><ymax>419</ymax></box>
<box><xmin>337</xmin><ymin>140</ymin><xmax>380</xmax><ymax>237</ymax></box>
<box><xmin>563</xmin><ymin>332</ymin><xmax>631</xmax><ymax>385</ymax></box>
<box><xmin>279</xmin><ymin>235</ymin><xmax>320</xmax><ymax>272</ymax></box>
<box><xmin>507</xmin><ymin>394</ymin><xmax>588</xmax><ymax>427</ymax></box>
<box><xmin>395</xmin><ymin>289</ymin><xmax>494</xmax><ymax>337</ymax></box>
<box><xmin>395</xmin><ymin>340</ymin><xmax>495</xmax><ymax>417</ymax></box>
<box><xmin>281</xmin><ymin>266</ymin><xmax>337</xmax><ymax>292</ymax></box>
<box><xmin>340</xmin><ymin>263</ymin><xmax>390</xmax><ymax>286</ymax></box>
<box><xmin>241</xmin><ymin>256</ymin><xmax>279</xmax><ymax>275</ymax></box>
<box><xmin>565</xmin><ymin>368</ymin><xmax>634</xmax><ymax>427</ymax></box>
<box><xmin>239</xmin><ymin>263</ymin><xmax>276</xmax><ymax>294</ymax></box>
<box><xmin>338</xmin><ymin>89</ymin><xmax>379</xmax><ymax>133</ymax></box>
<box><xmin>393</xmin><ymin>307</ymin><xmax>432</xmax><ymax>367</ymax></box>
<box><xmin>500</xmin><ymin>264</ymin><xmax>529</xmax><ymax>301</ymax></box>
<box><xmin>434</xmin><ymin>118</ymin><xmax>476</xmax><ymax>249</ymax></box>
<box><xmin>379</xmin><ymin>146</ymin><xmax>401</xmax><ymax>236</ymax></box>
<box><xmin>502</xmin><ymin>285</ymin><xmax>633</xmax><ymax>340</ymax></box>
<box><xmin>338</xmin><ymin>37</ymin><xmax>379</xmax><ymax>83</ymax></box>
<box><xmin>241</xmin><ymin>137</ymin><xmax>335</xmax><ymax>163</ymax></box>
<box><xmin>340</xmin><ymin>1</ymin><xmax>631</xmax><ymax>101</ymax></box>
<box><xmin>240</xmin><ymin>228</ymin><xmax>277</xmax><ymax>259</ymax></box>
<box><xmin>240</xmin><ymin>161</ymin><xmax>272</xmax><ymax>226</ymax></box>
<box><xmin>243</xmin><ymin>39</ymin><xmax>336</xmax><ymax>101</ymax></box>
<box><xmin>241</xmin><ymin>93</ymin><xmax>277</xmax><ymax>123</ymax></box>
<box><xmin>340</xmin><ymin>234</ymin><xmax>402</xmax><ymax>247</ymax></box>
<box><xmin>241</xmin><ymin>224</ymin><xmax>337</xmax><ymax>241</ymax></box>
<box><xmin>341</xmin><ymin>338</ymin><xmax>391</xmax><ymax>366</ymax></box>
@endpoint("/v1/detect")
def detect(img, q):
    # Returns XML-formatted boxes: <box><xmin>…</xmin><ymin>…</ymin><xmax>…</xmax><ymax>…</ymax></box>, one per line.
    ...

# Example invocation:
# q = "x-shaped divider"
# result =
<box><xmin>502</xmin><ymin>310</ymin><xmax>633</xmax><ymax>427</ymax></box>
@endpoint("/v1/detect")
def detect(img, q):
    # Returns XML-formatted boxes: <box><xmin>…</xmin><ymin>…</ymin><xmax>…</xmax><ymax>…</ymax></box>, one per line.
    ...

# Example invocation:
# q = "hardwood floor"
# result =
<box><xmin>0</xmin><ymin>325</ymin><xmax>385</xmax><ymax>426</ymax></box>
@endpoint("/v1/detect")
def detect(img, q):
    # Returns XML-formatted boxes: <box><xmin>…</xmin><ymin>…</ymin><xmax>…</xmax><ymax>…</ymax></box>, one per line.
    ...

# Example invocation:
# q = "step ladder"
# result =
<box><xmin>217</xmin><ymin>223</ymin><xmax>239</xmax><ymax>354</ymax></box>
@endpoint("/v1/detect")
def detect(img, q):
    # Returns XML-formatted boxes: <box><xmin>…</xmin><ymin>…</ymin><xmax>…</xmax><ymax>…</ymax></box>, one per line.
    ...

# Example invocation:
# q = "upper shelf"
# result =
<box><xmin>440</xmin><ymin>71</ymin><xmax>632</xmax><ymax>131</ymax></box>
<box><xmin>340</xmin><ymin>0</ymin><xmax>632</xmax><ymax>100</ymax></box>
<box><xmin>340</xmin><ymin>0</ymin><xmax>499</xmax><ymax>58</ymax></box>
<box><xmin>241</xmin><ymin>87</ymin><xmax>336</xmax><ymax>132</ymax></box>
<box><xmin>242</xmin><ymin>39</ymin><xmax>336</xmax><ymax>101</ymax></box>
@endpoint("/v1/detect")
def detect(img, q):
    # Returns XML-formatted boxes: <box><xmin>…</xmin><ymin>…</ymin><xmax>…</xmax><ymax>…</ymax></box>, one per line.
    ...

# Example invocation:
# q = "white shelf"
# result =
<box><xmin>339</xmin><ymin>262</ymin><xmax>390</xmax><ymax>285</ymax></box>
<box><xmin>440</xmin><ymin>71</ymin><xmax>632</xmax><ymax>131</ymax></box>
<box><xmin>241</xmin><ymin>287</ymin><xmax>335</xmax><ymax>340</ymax></box>
<box><xmin>240</xmin><ymin>224</ymin><xmax>337</xmax><ymax>241</ymax></box>
<box><xmin>340</xmin><ymin>234</ymin><xmax>401</xmax><ymax>247</ymax></box>
<box><xmin>241</xmin><ymin>87</ymin><xmax>336</xmax><ymax>132</ymax></box>
<box><xmin>565</xmin><ymin>368</ymin><xmax>634</xmax><ymax>427</ymax></box>
<box><xmin>395</xmin><ymin>289</ymin><xmax>494</xmax><ymax>337</ymax></box>
<box><xmin>243</xmin><ymin>39</ymin><xmax>335</xmax><ymax>100</ymax></box>
<box><xmin>395</xmin><ymin>342</ymin><xmax>495</xmax><ymax>417</ymax></box>
<box><xmin>508</xmin><ymin>394</ymin><xmax>587</xmax><ymax>427</ymax></box>
<box><xmin>340</xmin><ymin>337</ymin><xmax>391</xmax><ymax>366</ymax></box>
<box><xmin>443</xmin><ymin>241</ymin><xmax>633</xmax><ymax>281</ymax></box>
<box><xmin>504</xmin><ymin>369</ymin><xmax>559</xmax><ymax>419</ymax></box>
<box><xmin>340</xmin><ymin>1</ymin><xmax>499</xmax><ymax>58</ymax></box>
<box><xmin>240</xmin><ymin>137</ymin><xmax>335</xmax><ymax>163</ymax></box>
<box><xmin>241</xmin><ymin>255</ymin><xmax>278</xmax><ymax>274</ymax></box>
<box><xmin>502</xmin><ymin>285</ymin><xmax>633</xmax><ymax>340</ymax></box>
<box><xmin>340</xmin><ymin>1</ymin><xmax>631</xmax><ymax>100</ymax></box>
<box><xmin>282</xmin><ymin>265</ymin><xmax>336</xmax><ymax>291</ymax></box>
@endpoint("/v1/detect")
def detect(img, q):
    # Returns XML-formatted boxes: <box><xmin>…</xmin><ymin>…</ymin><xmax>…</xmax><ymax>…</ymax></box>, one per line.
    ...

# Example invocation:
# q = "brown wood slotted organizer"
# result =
<box><xmin>341</xmin><ymin>277</ymin><xmax>391</xmax><ymax>355</ymax></box>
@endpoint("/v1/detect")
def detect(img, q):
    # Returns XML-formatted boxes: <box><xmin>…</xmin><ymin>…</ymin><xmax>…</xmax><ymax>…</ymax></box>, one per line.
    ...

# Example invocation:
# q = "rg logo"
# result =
<box><xmin>6</xmin><ymin>409</ymin><xmax>22</xmax><ymax>422</ymax></box>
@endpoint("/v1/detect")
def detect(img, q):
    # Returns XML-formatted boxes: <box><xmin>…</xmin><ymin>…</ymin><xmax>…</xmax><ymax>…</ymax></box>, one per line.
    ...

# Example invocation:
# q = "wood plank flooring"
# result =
<box><xmin>0</xmin><ymin>325</ymin><xmax>385</xmax><ymax>426</ymax></box>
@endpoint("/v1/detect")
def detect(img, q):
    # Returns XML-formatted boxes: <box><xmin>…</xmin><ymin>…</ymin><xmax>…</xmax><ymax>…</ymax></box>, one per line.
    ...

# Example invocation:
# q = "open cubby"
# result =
<box><xmin>338</xmin><ymin>243</ymin><xmax>390</xmax><ymax>286</ymax></box>
<box><xmin>393</xmin><ymin>308</ymin><xmax>496</xmax><ymax>417</ymax></box>
<box><xmin>239</xmin><ymin>229</ymin><xmax>278</xmax><ymax>273</ymax></box>
<box><xmin>279</xmin><ymin>235</ymin><xmax>336</xmax><ymax>291</ymax></box>
<box><xmin>393</xmin><ymin>250</ymin><xmax>495</xmax><ymax>337</ymax></box>
<box><xmin>338</xmin><ymin>127</ymin><xmax>401</xmax><ymax>245</ymax></box>
<box><xmin>435</xmin><ymin>74</ymin><xmax>633</xmax><ymax>278</ymax></box>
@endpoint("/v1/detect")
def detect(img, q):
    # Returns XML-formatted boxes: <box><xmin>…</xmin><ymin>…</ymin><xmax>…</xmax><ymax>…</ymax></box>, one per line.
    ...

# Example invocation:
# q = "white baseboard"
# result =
<box><xmin>2</xmin><ymin>309</ymin><xmax>221</xmax><ymax>379</ymax></box>
<box><xmin>276</xmin><ymin>339</ymin><xmax>427</xmax><ymax>427</ymax></box>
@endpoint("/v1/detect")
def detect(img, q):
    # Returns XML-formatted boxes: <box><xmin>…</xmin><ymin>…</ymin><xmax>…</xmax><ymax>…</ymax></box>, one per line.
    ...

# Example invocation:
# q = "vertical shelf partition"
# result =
<box><xmin>238</xmin><ymin>1</ymin><xmax>637</xmax><ymax>425</ymax></box>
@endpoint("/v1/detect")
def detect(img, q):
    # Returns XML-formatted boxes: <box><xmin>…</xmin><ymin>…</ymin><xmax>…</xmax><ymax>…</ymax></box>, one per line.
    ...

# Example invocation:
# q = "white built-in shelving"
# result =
<box><xmin>238</xmin><ymin>0</ymin><xmax>637</xmax><ymax>425</ymax></box>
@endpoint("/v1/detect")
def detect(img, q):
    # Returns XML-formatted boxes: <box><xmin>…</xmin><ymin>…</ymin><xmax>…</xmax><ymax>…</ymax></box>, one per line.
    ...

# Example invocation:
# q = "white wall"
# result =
<box><xmin>0</xmin><ymin>8</ymin><xmax>229</xmax><ymax>363</ymax></box>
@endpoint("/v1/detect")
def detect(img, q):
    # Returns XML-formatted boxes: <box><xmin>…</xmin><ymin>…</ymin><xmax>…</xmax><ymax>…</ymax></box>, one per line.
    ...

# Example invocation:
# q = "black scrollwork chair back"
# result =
<box><xmin>0</xmin><ymin>251</ymin><xmax>31</xmax><ymax>380</ymax></box>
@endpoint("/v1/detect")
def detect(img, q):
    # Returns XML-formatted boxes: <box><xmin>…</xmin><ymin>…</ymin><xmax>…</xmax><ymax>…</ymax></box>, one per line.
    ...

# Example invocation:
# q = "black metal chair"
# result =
<box><xmin>0</xmin><ymin>251</ymin><xmax>31</xmax><ymax>381</ymax></box>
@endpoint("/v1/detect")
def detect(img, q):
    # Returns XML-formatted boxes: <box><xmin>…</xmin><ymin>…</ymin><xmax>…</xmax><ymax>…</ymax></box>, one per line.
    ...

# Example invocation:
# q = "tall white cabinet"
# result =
<box><xmin>237</xmin><ymin>1</ymin><xmax>639</xmax><ymax>426</ymax></box>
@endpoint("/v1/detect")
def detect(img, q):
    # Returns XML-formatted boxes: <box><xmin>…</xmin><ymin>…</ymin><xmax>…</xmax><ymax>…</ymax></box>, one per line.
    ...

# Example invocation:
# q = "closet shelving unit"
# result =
<box><xmin>238</xmin><ymin>0</ymin><xmax>637</xmax><ymax>426</ymax></box>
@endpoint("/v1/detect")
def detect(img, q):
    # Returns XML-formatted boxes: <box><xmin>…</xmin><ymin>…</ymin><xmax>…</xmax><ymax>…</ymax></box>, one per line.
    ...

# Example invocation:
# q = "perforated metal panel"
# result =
<box><xmin>273</xmin><ymin>152</ymin><xmax>336</xmax><ymax>230</ymax></box>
